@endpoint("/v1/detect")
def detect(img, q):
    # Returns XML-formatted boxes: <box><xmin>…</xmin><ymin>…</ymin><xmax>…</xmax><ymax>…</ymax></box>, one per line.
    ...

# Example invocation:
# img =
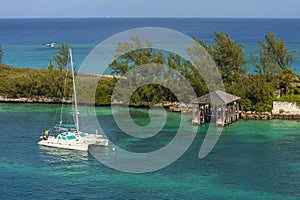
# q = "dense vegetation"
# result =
<box><xmin>0</xmin><ymin>31</ymin><xmax>299</xmax><ymax>111</ymax></box>
<box><xmin>0</xmin><ymin>44</ymin><xmax>117</xmax><ymax>105</ymax></box>
<box><xmin>0</xmin><ymin>64</ymin><xmax>70</xmax><ymax>99</ymax></box>
<box><xmin>191</xmin><ymin>31</ymin><xmax>299</xmax><ymax>111</ymax></box>
<box><xmin>109</xmin><ymin>32</ymin><xmax>299</xmax><ymax>111</ymax></box>
<box><xmin>0</xmin><ymin>44</ymin><xmax>3</xmax><ymax>64</ymax></box>
<box><xmin>109</xmin><ymin>36</ymin><xmax>208</xmax><ymax>106</ymax></box>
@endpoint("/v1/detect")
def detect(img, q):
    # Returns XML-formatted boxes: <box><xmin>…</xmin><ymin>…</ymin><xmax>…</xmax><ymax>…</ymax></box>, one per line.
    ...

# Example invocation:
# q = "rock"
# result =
<box><xmin>261</xmin><ymin>115</ymin><xmax>268</xmax><ymax>120</ymax></box>
<box><xmin>248</xmin><ymin>114</ymin><xmax>254</xmax><ymax>120</ymax></box>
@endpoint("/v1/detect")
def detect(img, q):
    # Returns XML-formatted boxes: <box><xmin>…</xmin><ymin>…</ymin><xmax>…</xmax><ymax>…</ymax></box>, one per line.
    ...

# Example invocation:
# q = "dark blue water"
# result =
<box><xmin>0</xmin><ymin>18</ymin><xmax>300</xmax><ymax>72</ymax></box>
<box><xmin>1</xmin><ymin>18</ymin><xmax>300</xmax><ymax>199</ymax></box>
<box><xmin>0</xmin><ymin>104</ymin><xmax>299</xmax><ymax>199</ymax></box>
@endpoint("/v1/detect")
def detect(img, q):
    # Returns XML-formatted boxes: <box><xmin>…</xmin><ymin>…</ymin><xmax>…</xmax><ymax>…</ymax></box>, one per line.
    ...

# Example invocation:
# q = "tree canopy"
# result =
<box><xmin>0</xmin><ymin>33</ymin><xmax>299</xmax><ymax>111</ymax></box>
<box><xmin>195</xmin><ymin>31</ymin><xmax>247</xmax><ymax>83</ymax></box>
<box><xmin>108</xmin><ymin>36</ymin><xmax>208</xmax><ymax>106</ymax></box>
<box><xmin>195</xmin><ymin>31</ymin><xmax>298</xmax><ymax>111</ymax></box>
<box><xmin>53</xmin><ymin>43</ymin><xmax>70</xmax><ymax>71</ymax></box>
<box><xmin>0</xmin><ymin>44</ymin><xmax>3</xmax><ymax>65</ymax></box>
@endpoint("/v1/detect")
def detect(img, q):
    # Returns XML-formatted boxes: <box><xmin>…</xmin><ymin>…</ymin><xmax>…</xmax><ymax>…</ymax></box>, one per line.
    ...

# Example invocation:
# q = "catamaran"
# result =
<box><xmin>38</xmin><ymin>49</ymin><xmax>109</xmax><ymax>151</ymax></box>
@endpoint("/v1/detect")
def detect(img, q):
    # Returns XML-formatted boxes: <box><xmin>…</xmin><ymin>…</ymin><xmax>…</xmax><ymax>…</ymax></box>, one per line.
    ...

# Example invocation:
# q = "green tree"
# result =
<box><xmin>0</xmin><ymin>44</ymin><xmax>3</xmax><ymax>64</ymax></box>
<box><xmin>280</xmin><ymin>68</ymin><xmax>296</xmax><ymax>95</ymax></box>
<box><xmin>110</xmin><ymin>36</ymin><xmax>210</xmax><ymax>105</ymax></box>
<box><xmin>213</xmin><ymin>31</ymin><xmax>247</xmax><ymax>82</ymax></box>
<box><xmin>109</xmin><ymin>37</ymin><xmax>169</xmax><ymax>105</ymax></box>
<box><xmin>167</xmin><ymin>53</ymin><xmax>208</xmax><ymax>97</ymax></box>
<box><xmin>48</xmin><ymin>60</ymin><xmax>54</xmax><ymax>70</ymax></box>
<box><xmin>226</xmin><ymin>74</ymin><xmax>275</xmax><ymax>112</ymax></box>
<box><xmin>54</xmin><ymin>43</ymin><xmax>70</xmax><ymax>71</ymax></box>
<box><xmin>255</xmin><ymin>32</ymin><xmax>296</xmax><ymax>94</ymax></box>
<box><xmin>252</xmin><ymin>46</ymin><xmax>277</xmax><ymax>77</ymax></box>
<box><xmin>255</xmin><ymin>32</ymin><xmax>294</xmax><ymax>75</ymax></box>
<box><xmin>48</xmin><ymin>43</ymin><xmax>73</xmax><ymax>99</ymax></box>
<box><xmin>110</xmin><ymin>36</ymin><xmax>163</xmax><ymax>75</ymax></box>
<box><xmin>194</xmin><ymin>31</ymin><xmax>247</xmax><ymax>83</ymax></box>
<box><xmin>192</xmin><ymin>36</ymin><xmax>213</xmax><ymax>55</ymax></box>
<box><xmin>263</xmin><ymin>32</ymin><xmax>294</xmax><ymax>70</ymax></box>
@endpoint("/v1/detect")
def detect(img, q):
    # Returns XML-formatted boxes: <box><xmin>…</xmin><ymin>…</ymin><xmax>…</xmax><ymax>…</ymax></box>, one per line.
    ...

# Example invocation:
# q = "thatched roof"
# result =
<box><xmin>192</xmin><ymin>90</ymin><xmax>240</xmax><ymax>105</ymax></box>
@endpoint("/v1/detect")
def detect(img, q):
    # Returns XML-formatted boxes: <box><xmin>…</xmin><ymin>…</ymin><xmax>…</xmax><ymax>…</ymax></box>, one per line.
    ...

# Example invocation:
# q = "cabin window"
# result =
<box><xmin>79</xmin><ymin>133</ymin><xmax>86</xmax><ymax>137</ymax></box>
<box><xmin>67</xmin><ymin>135</ymin><xmax>76</xmax><ymax>140</ymax></box>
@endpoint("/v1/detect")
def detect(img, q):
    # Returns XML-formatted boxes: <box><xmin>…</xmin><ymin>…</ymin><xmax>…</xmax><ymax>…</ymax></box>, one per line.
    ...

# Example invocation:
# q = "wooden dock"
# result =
<box><xmin>191</xmin><ymin>90</ymin><xmax>241</xmax><ymax>126</ymax></box>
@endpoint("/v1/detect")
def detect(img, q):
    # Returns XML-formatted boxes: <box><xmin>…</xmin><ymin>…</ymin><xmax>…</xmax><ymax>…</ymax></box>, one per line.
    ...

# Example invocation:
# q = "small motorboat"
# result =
<box><xmin>44</xmin><ymin>42</ymin><xmax>56</xmax><ymax>48</ymax></box>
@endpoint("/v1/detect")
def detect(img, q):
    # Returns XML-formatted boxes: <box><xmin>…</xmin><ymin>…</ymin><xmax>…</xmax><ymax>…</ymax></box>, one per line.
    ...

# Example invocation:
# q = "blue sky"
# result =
<box><xmin>0</xmin><ymin>0</ymin><xmax>300</xmax><ymax>18</ymax></box>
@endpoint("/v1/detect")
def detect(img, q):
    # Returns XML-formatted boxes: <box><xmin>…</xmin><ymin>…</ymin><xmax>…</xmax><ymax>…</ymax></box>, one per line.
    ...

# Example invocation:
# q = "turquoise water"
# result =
<box><xmin>1</xmin><ymin>18</ymin><xmax>300</xmax><ymax>73</ymax></box>
<box><xmin>0</xmin><ymin>104</ymin><xmax>299</xmax><ymax>199</ymax></box>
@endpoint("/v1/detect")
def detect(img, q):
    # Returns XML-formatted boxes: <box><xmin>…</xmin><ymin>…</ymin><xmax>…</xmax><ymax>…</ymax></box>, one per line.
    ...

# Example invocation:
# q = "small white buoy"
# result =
<box><xmin>112</xmin><ymin>147</ymin><xmax>116</xmax><ymax>151</ymax></box>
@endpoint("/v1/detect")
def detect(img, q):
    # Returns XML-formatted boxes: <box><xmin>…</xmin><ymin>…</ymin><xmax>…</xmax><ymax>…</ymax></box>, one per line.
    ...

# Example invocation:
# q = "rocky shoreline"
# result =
<box><xmin>241</xmin><ymin>111</ymin><xmax>272</xmax><ymax>120</ymax></box>
<box><xmin>1</xmin><ymin>97</ymin><xmax>300</xmax><ymax>121</ymax></box>
<box><xmin>241</xmin><ymin>111</ymin><xmax>300</xmax><ymax>120</ymax></box>
<box><xmin>168</xmin><ymin>103</ymin><xmax>300</xmax><ymax>121</ymax></box>
<box><xmin>0</xmin><ymin>96</ymin><xmax>71</xmax><ymax>104</ymax></box>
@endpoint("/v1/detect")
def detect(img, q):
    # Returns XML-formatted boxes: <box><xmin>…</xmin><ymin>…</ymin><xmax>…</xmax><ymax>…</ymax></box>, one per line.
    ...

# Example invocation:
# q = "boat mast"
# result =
<box><xmin>59</xmin><ymin>59</ymin><xmax>69</xmax><ymax>126</ymax></box>
<box><xmin>69</xmin><ymin>49</ymin><xmax>79</xmax><ymax>133</ymax></box>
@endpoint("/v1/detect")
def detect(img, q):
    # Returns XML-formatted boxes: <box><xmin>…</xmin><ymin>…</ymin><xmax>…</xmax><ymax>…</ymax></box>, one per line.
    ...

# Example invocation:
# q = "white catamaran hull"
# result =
<box><xmin>38</xmin><ymin>133</ymin><xmax>109</xmax><ymax>151</ymax></box>
<box><xmin>38</xmin><ymin>139</ymin><xmax>89</xmax><ymax>151</ymax></box>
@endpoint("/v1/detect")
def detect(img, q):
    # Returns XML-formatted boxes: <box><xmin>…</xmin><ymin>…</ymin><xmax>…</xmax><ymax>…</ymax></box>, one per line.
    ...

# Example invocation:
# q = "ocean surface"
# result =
<box><xmin>0</xmin><ymin>104</ymin><xmax>299</xmax><ymax>199</ymax></box>
<box><xmin>0</xmin><ymin>18</ymin><xmax>300</xmax><ymax>199</ymax></box>
<box><xmin>0</xmin><ymin>18</ymin><xmax>300</xmax><ymax>73</ymax></box>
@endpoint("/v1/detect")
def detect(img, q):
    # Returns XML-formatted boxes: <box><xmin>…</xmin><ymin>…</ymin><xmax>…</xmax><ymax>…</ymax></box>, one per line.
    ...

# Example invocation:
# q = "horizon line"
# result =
<box><xmin>1</xmin><ymin>16</ymin><xmax>300</xmax><ymax>20</ymax></box>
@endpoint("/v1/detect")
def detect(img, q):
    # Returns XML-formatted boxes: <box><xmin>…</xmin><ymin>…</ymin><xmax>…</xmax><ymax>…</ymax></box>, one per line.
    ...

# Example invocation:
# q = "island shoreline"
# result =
<box><xmin>1</xmin><ymin>97</ymin><xmax>300</xmax><ymax>121</ymax></box>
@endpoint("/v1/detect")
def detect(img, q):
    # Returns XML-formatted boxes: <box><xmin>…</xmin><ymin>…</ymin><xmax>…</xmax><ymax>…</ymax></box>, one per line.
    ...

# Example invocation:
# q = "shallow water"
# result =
<box><xmin>0</xmin><ymin>104</ymin><xmax>299</xmax><ymax>199</ymax></box>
